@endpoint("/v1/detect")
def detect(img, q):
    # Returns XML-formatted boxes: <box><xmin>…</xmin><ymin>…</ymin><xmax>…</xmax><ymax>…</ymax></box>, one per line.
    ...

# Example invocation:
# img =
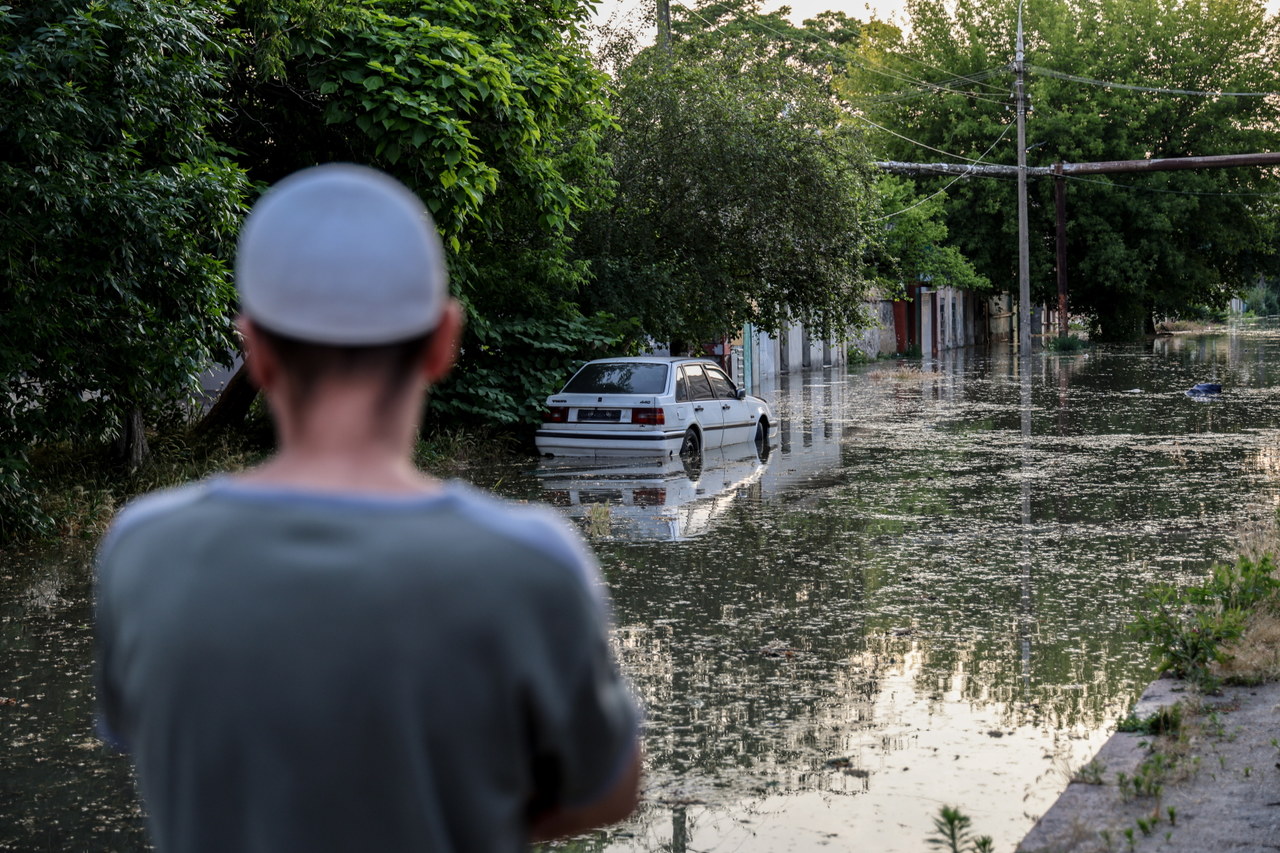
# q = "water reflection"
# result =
<box><xmin>536</xmin><ymin>448</ymin><xmax>768</xmax><ymax>542</ymax></box>
<box><xmin>575</xmin><ymin>326</ymin><xmax>1280</xmax><ymax>852</ymax></box>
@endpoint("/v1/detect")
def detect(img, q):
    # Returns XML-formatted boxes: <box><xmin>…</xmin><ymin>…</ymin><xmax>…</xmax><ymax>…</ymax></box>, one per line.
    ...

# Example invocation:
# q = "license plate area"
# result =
<box><xmin>576</xmin><ymin>408</ymin><xmax>621</xmax><ymax>423</ymax></box>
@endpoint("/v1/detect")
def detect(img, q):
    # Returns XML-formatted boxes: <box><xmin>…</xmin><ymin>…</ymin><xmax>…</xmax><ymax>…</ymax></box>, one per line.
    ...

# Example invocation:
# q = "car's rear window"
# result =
<box><xmin>562</xmin><ymin>363</ymin><xmax>669</xmax><ymax>395</ymax></box>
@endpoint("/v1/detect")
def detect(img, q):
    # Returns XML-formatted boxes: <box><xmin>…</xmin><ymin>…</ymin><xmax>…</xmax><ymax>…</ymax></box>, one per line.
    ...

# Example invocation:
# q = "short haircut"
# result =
<box><xmin>253</xmin><ymin>323</ymin><xmax>434</xmax><ymax>413</ymax></box>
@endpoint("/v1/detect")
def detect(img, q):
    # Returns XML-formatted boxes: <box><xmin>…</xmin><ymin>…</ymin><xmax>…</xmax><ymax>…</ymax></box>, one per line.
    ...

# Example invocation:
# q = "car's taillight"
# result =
<box><xmin>632</xmin><ymin>407</ymin><xmax>664</xmax><ymax>425</ymax></box>
<box><xmin>545</xmin><ymin>406</ymin><xmax>569</xmax><ymax>423</ymax></box>
<box><xmin>542</xmin><ymin>490</ymin><xmax>572</xmax><ymax>507</ymax></box>
<box><xmin>633</xmin><ymin>488</ymin><xmax>666</xmax><ymax>506</ymax></box>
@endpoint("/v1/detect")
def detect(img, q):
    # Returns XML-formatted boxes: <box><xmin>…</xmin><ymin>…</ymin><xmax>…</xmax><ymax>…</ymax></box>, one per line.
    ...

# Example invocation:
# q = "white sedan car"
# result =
<box><xmin>534</xmin><ymin>357</ymin><xmax>773</xmax><ymax>459</ymax></box>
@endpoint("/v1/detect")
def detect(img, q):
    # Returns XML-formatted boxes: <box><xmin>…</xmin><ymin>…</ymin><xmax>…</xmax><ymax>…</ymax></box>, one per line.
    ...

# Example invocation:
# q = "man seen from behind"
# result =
<box><xmin>94</xmin><ymin>164</ymin><xmax>642</xmax><ymax>852</ymax></box>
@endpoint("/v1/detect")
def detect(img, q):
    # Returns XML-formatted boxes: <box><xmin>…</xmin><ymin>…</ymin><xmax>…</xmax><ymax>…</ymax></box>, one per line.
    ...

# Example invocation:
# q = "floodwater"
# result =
<box><xmin>4</xmin><ymin>327</ymin><xmax>1280</xmax><ymax>851</ymax></box>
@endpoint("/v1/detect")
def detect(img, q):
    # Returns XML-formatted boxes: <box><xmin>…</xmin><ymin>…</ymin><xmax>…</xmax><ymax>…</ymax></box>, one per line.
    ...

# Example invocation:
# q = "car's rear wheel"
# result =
<box><xmin>679</xmin><ymin>428</ymin><xmax>702</xmax><ymax>477</ymax></box>
<box><xmin>754</xmin><ymin>419</ymin><xmax>769</xmax><ymax>458</ymax></box>
<box><xmin>680</xmin><ymin>428</ymin><xmax>701</xmax><ymax>461</ymax></box>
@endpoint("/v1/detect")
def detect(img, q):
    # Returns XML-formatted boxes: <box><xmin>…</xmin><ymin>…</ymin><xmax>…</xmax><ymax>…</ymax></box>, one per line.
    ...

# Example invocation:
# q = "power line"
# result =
<box><xmin>1028</xmin><ymin>64</ymin><xmax>1280</xmax><ymax>97</ymax></box>
<box><xmin>885</xmin><ymin>50</ymin><xmax>1012</xmax><ymax>94</ymax></box>
<box><xmin>843</xmin><ymin>58</ymin><xmax>1012</xmax><ymax>106</ymax></box>
<box><xmin>854</xmin><ymin>113</ymin><xmax>1011</xmax><ymax>165</ymax></box>
<box><xmin>871</xmin><ymin>123</ymin><xmax>1015</xmax><ymax>221</ymax></box>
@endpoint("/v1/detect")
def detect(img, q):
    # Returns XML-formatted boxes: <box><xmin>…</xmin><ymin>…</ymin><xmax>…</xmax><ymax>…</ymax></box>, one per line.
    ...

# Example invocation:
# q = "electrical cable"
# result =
<box><xmin>853</xmin><ymin>114</ymin><xmax>1009</xmax><ymax>165</ymax></box>
<box><xmin>660</xmin><ymin>7</ymin><xmax>1280</xmax><ymax>202</ymax></box>
<box><xmin>843</xmin><ymin>57</ymin><xmax>1012</xmax><ymax>106</ymax></box>
<box><xmin>1028</xmin><ymin>64</ymin><xmax>1280</xmax><ymax>97</ymax></box>
<box><xmin>870</xmin><ymin>122</ymin><xmax>1015</xmax><ymax>221</ymax></box>
<box><xmin>884</xmin><ymin>49</ymin><xmax>1012</xmax><ymax>94</ymax></box>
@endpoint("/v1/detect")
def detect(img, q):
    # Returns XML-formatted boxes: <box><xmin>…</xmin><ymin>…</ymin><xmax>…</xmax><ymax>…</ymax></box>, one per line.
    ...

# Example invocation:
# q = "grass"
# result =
<box><xmin>1045</xmin><ymin>334</ymin><xmax>1089</xmax><ymax>353</ymax></box>
<box><xmin>1072</xmin><ymin>759</ymin><xmax>1107</xmax><ymax>785</ymax></box>
<box><xmin>24</xmin><ymin>429</ymin><xmax>268</xmax><ymax>545</ymax></box>
<box><xmin>12</xmin><ymin>417</ymin><xmax>521</xmax><ymax>550</ymax></box>
<box><xmin>1155</xmin><ymin>318</ymin><xmax>1227</xmax><ymax>333</ymax></box>
<box><xmin>868</xmin><ymin>363</ymin><xmax>934</xmax><ymax>382</ymax></box>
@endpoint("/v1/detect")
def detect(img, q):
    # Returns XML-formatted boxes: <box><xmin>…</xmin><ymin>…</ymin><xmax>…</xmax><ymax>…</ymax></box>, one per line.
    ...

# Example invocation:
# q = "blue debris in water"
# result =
<box><xmin>1185</xmin><ymin>382</ymin><xmax>1222</xmax><ymax>397</ymax></box>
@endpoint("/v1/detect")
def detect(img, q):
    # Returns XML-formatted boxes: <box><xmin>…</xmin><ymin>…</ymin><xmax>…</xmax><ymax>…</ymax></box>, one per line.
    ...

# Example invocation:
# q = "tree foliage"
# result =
<box><xmin>579</xmin><ymin>0</ymin><xmax>879</xmax><ymax>346</ymax></box>
<box><xmin>872</xmin><ymin>177</ymin><xmax>990</xmax><ymax>293</ymax></box>
<box><xmin>1</xmin><ymin>0</ymin><xmax>248</xmax><ymax>531</ymax></box>
<box><xmin>844</xmin><ymin>0</ymin><xmax>1280</xmax><ymax>339</ymax></box>
<box><xmin>221</xmin><ymin>0</ymin><xmax>622</xmax><ymax>424</ymax></box>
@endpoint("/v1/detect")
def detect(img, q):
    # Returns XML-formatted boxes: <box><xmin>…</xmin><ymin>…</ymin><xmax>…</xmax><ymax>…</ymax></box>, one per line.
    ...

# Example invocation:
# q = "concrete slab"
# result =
<box><xmin>1018</xmin><ymin>678</ymin><xmax>1280</xmax><ymax>852</ymax></box>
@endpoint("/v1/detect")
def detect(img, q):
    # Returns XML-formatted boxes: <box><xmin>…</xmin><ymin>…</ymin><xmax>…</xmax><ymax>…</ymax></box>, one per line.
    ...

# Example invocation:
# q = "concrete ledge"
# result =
<box><xmin>1017</xmin><ymin>678</ymin><xmax>1280</xmax><ymax>852</ymax></box>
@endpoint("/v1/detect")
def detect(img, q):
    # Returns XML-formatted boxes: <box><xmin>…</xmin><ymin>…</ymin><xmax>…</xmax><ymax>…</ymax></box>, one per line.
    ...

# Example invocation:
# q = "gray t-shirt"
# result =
<box><xmin>95</xmin><ymin>478</ymin><xmax>639</xmax><ymax>853</ymax></box>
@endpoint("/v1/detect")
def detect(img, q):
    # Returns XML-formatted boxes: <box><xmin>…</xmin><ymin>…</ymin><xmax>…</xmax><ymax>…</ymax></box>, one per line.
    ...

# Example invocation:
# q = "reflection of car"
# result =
<box><xmin>537</xmin><ymin>447</ymin><xmax>768</xmax><ymax>541</ymax></box>
<box><xmin>534</xmin><ymin>357</ymin><xmax>773</xmax><ymax>459</ymax></box>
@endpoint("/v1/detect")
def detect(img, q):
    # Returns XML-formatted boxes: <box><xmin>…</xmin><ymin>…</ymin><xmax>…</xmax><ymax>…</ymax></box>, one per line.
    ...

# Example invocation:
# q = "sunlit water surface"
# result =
<box><xmin>4</xmin><ymin>327</ymin><xmax>1280</xmax><ymax>851</ymax></box>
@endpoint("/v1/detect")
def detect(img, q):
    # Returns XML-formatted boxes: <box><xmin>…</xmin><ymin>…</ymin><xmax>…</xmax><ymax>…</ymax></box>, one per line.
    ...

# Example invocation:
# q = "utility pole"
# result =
<box><xmin>1015</xmin><ymin>1</ymin><xmax>1032</xmax><ymax>356</ymax></box>
<box><xmin>1054</xmin><ymin>163</ymin><xmax>1068</xmax><ymax>338</ymax></box>
<box><xmin>657</xmin><ymin>0</ymin><xmax>672</xmax><ymax>52</ymax></box>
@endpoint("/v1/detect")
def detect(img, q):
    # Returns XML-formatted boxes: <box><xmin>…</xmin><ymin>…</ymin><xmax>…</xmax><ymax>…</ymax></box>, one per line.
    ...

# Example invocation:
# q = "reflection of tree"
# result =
<box><xmin>595</xmin><ymin>341</ymin><xmax>1280</xmax><ymax>807</ymax></box>
<box><xmin>601</xmin><ymin>479</ymin><xmax>1150</xmax><ymax>803</ymax></box>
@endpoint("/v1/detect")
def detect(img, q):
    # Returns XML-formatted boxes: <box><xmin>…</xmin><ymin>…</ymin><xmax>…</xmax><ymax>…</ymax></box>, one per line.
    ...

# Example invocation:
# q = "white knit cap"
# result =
<box><xmin>235</xmin><ymin>164</ymin><xmax>448</xmax><ymax>345</ymax></box>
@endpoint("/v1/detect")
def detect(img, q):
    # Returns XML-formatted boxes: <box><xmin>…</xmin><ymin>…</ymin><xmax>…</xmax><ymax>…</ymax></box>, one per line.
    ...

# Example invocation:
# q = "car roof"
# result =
<box><xmin>578</xmin><ymin>356</ymin><xmax>721</xmax><ymax>366</ymax></box>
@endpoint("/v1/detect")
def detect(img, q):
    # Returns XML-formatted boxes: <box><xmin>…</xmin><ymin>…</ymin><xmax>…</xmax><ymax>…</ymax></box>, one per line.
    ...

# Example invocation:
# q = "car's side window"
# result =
<box><xmin>675</xmin><ymin>370</ymin><xmax>691</xmax><ymax>402</ymax></box>
<box><xmin>684</xmin><ymin>365</ymin><xmax>717</xmax><ymax>401</ymax></box>
<box><xmin>706</xmin><ymin>366</ymin><xmax>737</xmax><ymax>399</ymax></box>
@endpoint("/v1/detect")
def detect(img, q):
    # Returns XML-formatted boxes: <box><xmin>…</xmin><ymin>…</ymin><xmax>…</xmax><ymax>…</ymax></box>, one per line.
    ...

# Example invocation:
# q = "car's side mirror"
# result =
<box><xmin>734</xmin><ymin>388</ymin><xmax>747</xmax><ymax>400</ymax></box>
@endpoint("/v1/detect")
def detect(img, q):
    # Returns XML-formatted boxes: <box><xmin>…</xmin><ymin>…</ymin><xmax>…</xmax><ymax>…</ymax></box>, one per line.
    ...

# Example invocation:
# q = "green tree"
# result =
<box><xmin>871</xmin><ymin>176</ymin><xmax>989</xmax><ymax>293</ymax></box>
<box><xmin>843</xmin><ymin>0</ymin><xmax>1280</xmax><ymax>339</ymax></box>
<box><xmin>0</xmin><ymin>0</ymin><xmax>248</xmax><ymax>531</ymax></box>
<box><xmin>579</xmin><ymin>0</ymin><xmax>879</xmax><ymax>347</ymax></box>
<box><xmin>217</xmin><ymin>0</ymin><xmax>622</xmax><ymax>425</ymax></box>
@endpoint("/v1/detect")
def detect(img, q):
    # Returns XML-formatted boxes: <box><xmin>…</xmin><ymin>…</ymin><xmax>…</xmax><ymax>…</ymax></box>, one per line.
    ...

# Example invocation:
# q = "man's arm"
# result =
<box><xmin>528</xmin><ymin>746</ymin><xmax>642</xmax><ymax>843</ymax></box>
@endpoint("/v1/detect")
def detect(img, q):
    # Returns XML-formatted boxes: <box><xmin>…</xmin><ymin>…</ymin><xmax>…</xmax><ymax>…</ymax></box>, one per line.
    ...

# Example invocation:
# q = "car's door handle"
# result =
<box><xmin>694</xmin><ymin>406</ymin><xmax>704</xmax><ymax>412</ymax></box>
<box><xmin>721</xmin><ymin>404</ymin><xmax>731</xmax><ymax>410</ymax></box>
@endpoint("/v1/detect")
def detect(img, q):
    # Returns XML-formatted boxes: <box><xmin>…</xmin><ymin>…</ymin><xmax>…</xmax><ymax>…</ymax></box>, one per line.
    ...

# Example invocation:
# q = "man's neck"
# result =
<box><xmin>240</xmin><ymin>383</ymin><xmax>438</xmax><ymax>495</ymax></box>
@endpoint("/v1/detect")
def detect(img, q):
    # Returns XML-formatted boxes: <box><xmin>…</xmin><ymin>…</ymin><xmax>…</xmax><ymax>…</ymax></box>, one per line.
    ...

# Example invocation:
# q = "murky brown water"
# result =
<box><xmin>5</xmin><ymin>327</ymin><xmax>1280</xmax><ymax>851</ymax></box>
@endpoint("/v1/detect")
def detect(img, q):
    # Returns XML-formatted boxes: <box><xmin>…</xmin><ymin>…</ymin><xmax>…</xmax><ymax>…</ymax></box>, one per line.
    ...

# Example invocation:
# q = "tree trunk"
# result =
<box><xmin>195</xmin><ymin>362</ymin><xmax>258</xmax><ymax>436</ymax></box>
<box><xmin>114</xmin><ymin>408</ymin><xmax>149</xmax><ymax>471</ymax></box>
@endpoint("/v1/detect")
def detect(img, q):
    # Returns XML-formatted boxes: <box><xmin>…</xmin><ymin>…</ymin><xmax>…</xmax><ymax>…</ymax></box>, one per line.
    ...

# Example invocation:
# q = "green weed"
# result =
<box><xmin>1045</xmin><ymin>334</ymin><xmax>1088</xmax><ymax>353</ymax></box>
<box><xmin>1131</xmin><ymin>555</ymin><xmax>1280</xmax><ymax>691</ymax></box>
<box><xmin>1073</xmin><ymin>760</ymin><xmax>1106</xmax><ymax>785</ymax></box>
<box><xmin>1116</xmin><ymin>704</ymin><xmax>1182</xmax><ymax>736</ymax></box>
<box><xmin>927</xmin><ymin>806</ymin><xmax>994</xmax><ymax>853</ymax></box>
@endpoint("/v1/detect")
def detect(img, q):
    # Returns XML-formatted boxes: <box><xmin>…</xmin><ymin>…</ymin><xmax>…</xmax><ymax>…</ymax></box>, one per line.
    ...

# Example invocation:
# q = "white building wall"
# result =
<box><xmin>785</xmin><ymin>320</ymin><xmax>805</xmax><ymax>372</ymax></box>
<box><xmin>926</xmin><ymin>290</ymin><xmax>936</xmax><ymax>353</ymax></box>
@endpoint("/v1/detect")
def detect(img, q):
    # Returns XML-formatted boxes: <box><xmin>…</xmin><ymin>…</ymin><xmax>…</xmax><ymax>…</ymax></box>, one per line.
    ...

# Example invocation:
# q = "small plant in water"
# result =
<box><xmin>1045</xmin><ymin>334</ymin><xmax>1088</xmax><ymax>353</ymax></box>
<box><xmin>927</xmin><ymin>806</ymin><xmax>993</xmax><ymax>853</ymax></box>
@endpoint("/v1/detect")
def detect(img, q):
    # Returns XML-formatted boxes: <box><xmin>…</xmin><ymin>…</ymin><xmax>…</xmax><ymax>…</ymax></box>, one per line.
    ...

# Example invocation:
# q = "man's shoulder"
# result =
<box><xmin>439</xmin><ymin>482</ymin><xmax>598</xmax><ymax>584</ymax></box>
<box><xmin>98</xmin><ymin>480</ymin><xmax>214</xmax><ymax>557</ymax></box>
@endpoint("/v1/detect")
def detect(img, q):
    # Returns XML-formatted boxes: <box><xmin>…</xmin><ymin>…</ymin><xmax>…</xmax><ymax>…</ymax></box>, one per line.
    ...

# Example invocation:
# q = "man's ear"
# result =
<box><xmin>422</xmin><ymin>299</ymin><xmax>464</xmax><ymax>386</ymax></box>
<box><xmin>238</xmin><ymin>317</ymin><xmax>278</xmax><ymax>392</ymax></box>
